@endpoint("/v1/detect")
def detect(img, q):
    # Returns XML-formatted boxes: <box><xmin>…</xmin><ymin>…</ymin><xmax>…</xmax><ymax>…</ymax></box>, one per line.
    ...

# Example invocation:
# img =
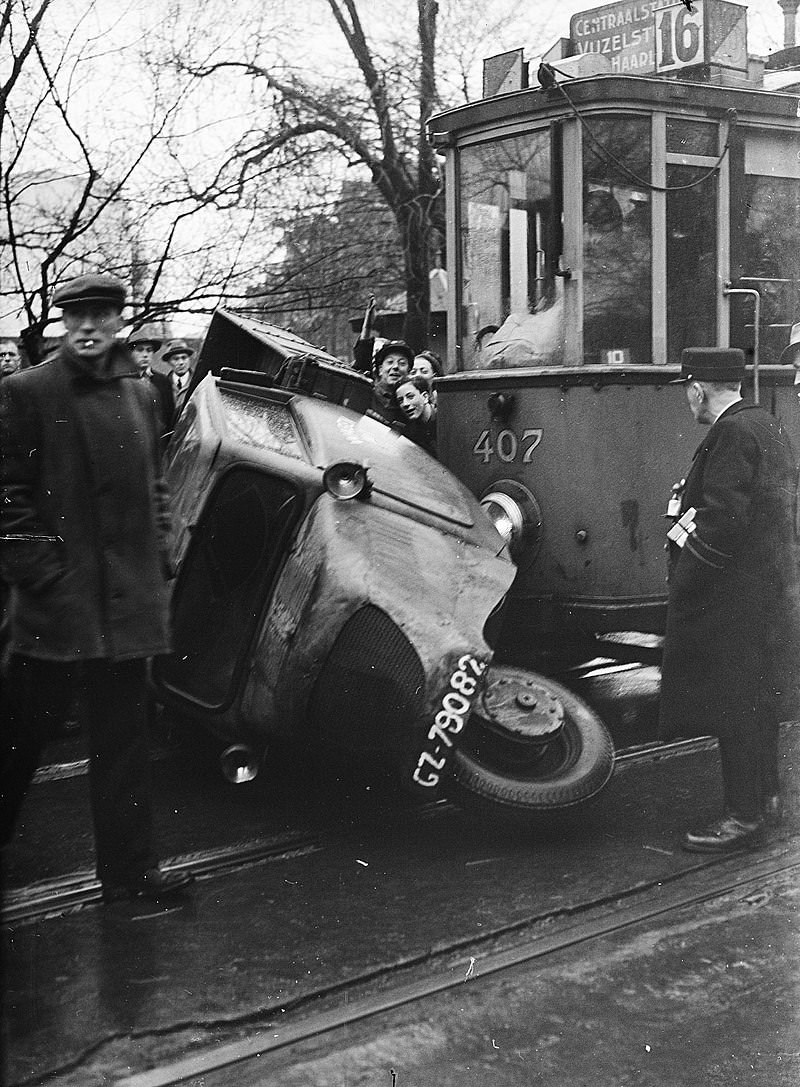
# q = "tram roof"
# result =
<box><xmin>429</xmin><ymin>74</ymin><xmax>800</xmax><ymax>144</ymax></box>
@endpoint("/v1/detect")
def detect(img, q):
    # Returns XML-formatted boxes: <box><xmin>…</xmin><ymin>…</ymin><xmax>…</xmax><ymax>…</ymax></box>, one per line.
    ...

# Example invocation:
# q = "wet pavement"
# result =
<box><xmin>251</xmin><ymin>855</ymin><xmax>800</xmax><ymax>1087</ymax></box>
<box><xmin>2</xmin><ymin>717</ymin><xmax>799</xmax><ymax>1086</ymax></box>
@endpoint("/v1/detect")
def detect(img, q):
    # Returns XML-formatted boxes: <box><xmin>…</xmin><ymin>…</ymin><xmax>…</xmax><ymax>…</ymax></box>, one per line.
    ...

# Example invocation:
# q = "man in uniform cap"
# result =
<box><xmin>659</xmin><ymin>347</ymin><xmax>800</xmax><ymax>852</ymax></box>
<box><xmin>0</xmin><ymin>272</ymin><xmax>193</xmax><ymax>901</ymax></box>
<box><xmin>128</xmin><ymin>325</ymin><xmax>175</xmax><ymax>436</ymax></box>
<box><xmin>163</xmin><ymin>339</ymin><xmax>195</xmax><ymax>418</ymax></box>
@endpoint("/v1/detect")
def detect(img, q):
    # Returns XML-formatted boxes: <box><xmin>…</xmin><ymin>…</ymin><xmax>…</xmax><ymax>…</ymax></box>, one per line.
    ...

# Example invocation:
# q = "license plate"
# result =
<box><xmin>412</xmin><ymin>654</ymin><xmax>487</xmax><ymax>789</ymax></box>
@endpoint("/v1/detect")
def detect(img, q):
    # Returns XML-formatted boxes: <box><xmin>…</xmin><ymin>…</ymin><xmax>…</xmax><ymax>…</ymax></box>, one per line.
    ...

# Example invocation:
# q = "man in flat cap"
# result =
<box><xmin>0</xmin><ymin>272</ymin><xmax>193</xmax><ymax>902</ymax></box>
<box><xmin>660</xmin><ymin>347</ymin><xmax>800</xmax><ymax>853</ymax></box>
<box><xmin>128</xmin><ymin>325</ymin><xmax>175</xmax><ymax>437</ymax></box>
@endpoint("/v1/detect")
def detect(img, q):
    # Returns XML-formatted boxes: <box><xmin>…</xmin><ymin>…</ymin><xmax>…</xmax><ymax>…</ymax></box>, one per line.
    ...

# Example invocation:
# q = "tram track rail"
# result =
<box><xmin>1</xmin><ymin>735</ymin><xmax>728</xmax><ymax>926</ymax></box>
<box><xmin>0</xmin><ymin>831</ymin><xmax>324</xmax><ymax>926</ymax></box>
<box><xmin>6</xmin><ymin>727</ymin><xmax>798</xmax><ymax>1087</ymax></box>
<box><xmin>112</xmin><ymin>840</ymin><xmax>800</xmax><ymax>1087</ymax></box>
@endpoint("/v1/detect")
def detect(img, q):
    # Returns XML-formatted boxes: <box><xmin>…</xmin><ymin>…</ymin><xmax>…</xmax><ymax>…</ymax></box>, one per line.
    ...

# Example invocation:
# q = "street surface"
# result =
<box><xmin>2</xmin><ymin>663</ymin><xmax>798</xmax><ymax>1086</ymax></box>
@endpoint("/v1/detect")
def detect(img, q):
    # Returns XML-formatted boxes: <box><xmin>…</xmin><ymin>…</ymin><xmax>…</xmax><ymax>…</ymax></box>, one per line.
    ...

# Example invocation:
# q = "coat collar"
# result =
<box><xmin>713</xmin><ymin>397</ymin><xmax>748</xmax><ymax>425</ymax></box>
<box><xmin>61</xmin><ymin>341</ymin><xmax>140</xmax><ymax>383</ymax></box>
<box><xmin>691</xmin><ymin>398</ymin><xmax>750</xmax><ymax>460</ymax></box>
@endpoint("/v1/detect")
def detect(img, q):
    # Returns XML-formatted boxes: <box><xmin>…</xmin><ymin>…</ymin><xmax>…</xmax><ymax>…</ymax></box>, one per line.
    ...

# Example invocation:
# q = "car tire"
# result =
<box><xmin>447</xmin><ymin>667</ymin><xmax>614</xmax><ymax>818</ymax></box>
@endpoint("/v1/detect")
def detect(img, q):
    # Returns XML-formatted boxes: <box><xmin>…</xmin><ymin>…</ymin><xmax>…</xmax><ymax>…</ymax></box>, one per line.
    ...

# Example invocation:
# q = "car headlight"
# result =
<box><xmin>481</xmin><ymin>479</ymin><xmax>542</xmax><ymax>563</ymax></box>
<box><xmin>323</xmin><ymin>461</ymin><xmax>371</xmax><ymax>500</ymax></box>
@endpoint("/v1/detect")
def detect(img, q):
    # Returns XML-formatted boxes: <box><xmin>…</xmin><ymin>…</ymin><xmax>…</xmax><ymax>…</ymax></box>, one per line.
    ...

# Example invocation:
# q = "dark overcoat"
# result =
<box><xmin>145</xmin><ymin>369</ymin><xmax>176</xmax><ymax>436</ymax></box>
<box><xmin>0</xmin><ymin>343</ymin><xmax>172</xmax><ymax>662</ymax></box>
<box><xmin>659</xmin><ymin>400</ymin><xmax>800</xmax><ymax>740</ymax></box>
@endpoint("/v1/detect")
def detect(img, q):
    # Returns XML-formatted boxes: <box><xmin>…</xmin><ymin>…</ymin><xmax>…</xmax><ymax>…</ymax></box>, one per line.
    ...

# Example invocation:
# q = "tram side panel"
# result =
<box><xmin>436</xmin><ymin>371</ymin><xmax>800</xmax><ymax>646</ymax></box>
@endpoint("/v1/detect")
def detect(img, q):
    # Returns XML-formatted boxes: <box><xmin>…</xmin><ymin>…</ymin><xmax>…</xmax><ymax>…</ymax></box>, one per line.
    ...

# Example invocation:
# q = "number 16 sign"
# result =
<box><xmin>655</xmin><ymin>0</ymin><xmax>747</xmax><ymax>75</ymax></box>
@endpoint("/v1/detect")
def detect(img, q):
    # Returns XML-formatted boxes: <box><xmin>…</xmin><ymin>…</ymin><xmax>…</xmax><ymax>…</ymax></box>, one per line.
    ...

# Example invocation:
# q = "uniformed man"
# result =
<box><xmin>0</xmin><ymin>273</ymin><xmax>193</xmax><ymax>901</ymax></box>
<box><xmin>660</xmin><ymin>347</ymin><xmax>800</xmax><ymax>852</ymax></box>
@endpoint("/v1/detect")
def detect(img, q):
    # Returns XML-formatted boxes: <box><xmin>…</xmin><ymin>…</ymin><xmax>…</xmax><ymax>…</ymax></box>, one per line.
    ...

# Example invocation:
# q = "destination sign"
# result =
<box><xmin>570</xmin><ymin>0</ymin><xmax>695</xmax><ymax>74</ymax></box>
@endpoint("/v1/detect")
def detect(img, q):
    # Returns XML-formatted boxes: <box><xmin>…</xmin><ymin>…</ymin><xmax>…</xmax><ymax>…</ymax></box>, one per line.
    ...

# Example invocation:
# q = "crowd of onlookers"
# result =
<box><xmin>351</xmin><ymin>299</ymin><xmax>441</xmax><ymax>457</ymax></box>
<box><xmin>0</xmin><ymin>329</ymin><xmax>196</xmax><ymax>441</ymax></box>
<box><xmin>2</xmin><ymin>303</ymin><xmax>444</xmax><ymax>457</ymax></box>
<box><xmin>0</xmin><ymin>276</ymin><xmax>442</xmax><ymax>902</ymax></box>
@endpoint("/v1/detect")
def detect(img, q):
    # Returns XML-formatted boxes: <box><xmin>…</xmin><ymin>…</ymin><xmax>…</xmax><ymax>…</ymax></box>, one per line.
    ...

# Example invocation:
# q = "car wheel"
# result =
<box><xmin>447</xmin><ymin>665</ymin><xmax>614</xmax><ymax>818</ymax></box>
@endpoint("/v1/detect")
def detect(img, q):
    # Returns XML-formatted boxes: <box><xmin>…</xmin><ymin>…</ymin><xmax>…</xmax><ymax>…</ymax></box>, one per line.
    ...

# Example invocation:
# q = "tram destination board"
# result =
<box><xmin>570</xmin><ymin>0</ymin><xmax>747</xmax><ymax>76</ymax></box>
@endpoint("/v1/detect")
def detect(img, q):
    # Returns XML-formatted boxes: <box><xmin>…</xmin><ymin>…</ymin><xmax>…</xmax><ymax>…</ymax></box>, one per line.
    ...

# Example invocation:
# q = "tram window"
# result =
<box><xmin>730</xmin><ymin>136</ymin><xmax>800</xmax><ymax>364</ymax></box>
<box><xmin>666</xmin><ymin>118</ymin><xmax>718</xmax><ymax>157</ymax></box>
<box><xmin>459</xmin><ymin>130</ymin><xmax>561</xmax><ymax>370</ymax></box>
<box><xmin>582</xmin><ymin>115</ymin><xmax>651</xmax><ymax>365</ymax></box>
<box><xmin>666</xmin><ymin>165</ymin><xmax>717</xmax><ymax>364</ymax></box>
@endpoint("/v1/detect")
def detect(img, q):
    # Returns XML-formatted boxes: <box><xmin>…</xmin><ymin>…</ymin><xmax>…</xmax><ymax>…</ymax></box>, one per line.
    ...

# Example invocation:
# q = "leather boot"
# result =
<box><xmin>682</xmin><ymin>814</ymin><xmax>764</xmax><ymax>853</ymax></box>
<box><xmin>762</xmin><ymin>794</ymin><xmax>783</xmax><ymax>827</ymax></box>
<box><xmin>102</xmin><ymin>867</ymin><xmax>194</xmax><ymax>903</ymax></box>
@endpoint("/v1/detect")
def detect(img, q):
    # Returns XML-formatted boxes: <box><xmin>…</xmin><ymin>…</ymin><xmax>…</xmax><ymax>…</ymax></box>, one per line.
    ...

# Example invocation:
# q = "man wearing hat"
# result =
<box><xmin>0</xmin><ymin>272</ymin><xmax>193</xmax><ymax>902</ymax></box>
<box><xmin>368</xmin><ymin>340</ymin><xmax>414</xmax><ymax>424</ymax></box>
<box><xmin>351</xmin><ymin>302</ymin><xmax>414</xmax><ymax>425</ymax></box>
<box><xmin>163</xmin><ymin>339</ymin><xmax>195</xmax><ymax>418</ymax></box>
<box><xmin>659</xmin><ymin>347</ymin><xmax>800</xmax><ymax>852</ymax></box>
<box><xmin>128</xmin><ymin>325</ymin><xmax>175</xmax><ymax>436</ymax></box>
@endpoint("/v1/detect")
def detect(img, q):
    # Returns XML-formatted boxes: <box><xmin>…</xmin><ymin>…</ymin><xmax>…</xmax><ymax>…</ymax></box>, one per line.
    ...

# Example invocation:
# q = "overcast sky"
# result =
<box><xmin>2</xmin><ymin>0</ymin><xmax>791</xmax><ymax>338</ymax></box>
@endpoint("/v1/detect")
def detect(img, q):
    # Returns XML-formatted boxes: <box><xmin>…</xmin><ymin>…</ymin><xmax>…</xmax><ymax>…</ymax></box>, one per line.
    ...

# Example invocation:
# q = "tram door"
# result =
<box><xmin>663</xmin><ymin>120</ymin><xmax>719</xmax><ymax>363</ymax></box>
<box><xmin>730</xmin><ymin>129</ymin><xmax>800</xmax><ymax>368</ymax></box>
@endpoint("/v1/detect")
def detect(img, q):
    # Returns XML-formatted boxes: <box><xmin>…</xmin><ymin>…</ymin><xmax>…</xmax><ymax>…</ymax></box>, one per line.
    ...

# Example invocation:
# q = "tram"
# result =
<box><xmin>155</xmin><ymin>1</ymin><xmax>800</xmax><ymax>821</ymax></box>
<box><xmin>429</xmin><ymin>0</ymin><xmax>800</xmax><ymax>667</ymax></box>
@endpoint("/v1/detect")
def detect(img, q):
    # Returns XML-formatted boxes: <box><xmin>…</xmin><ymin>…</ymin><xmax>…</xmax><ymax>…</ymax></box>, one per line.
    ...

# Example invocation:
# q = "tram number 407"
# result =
<box><xmin>472</xmin><ymin>428</ymin><xmax>542</xmax><ymax>465</ymax></box>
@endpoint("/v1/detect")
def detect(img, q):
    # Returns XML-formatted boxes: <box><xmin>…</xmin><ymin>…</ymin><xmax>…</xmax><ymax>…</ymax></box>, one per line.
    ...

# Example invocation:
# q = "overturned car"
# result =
<box><xmin>153</xmin><ymin>310</ymin><xmax>613</xmax><ymax>818</ymax></box>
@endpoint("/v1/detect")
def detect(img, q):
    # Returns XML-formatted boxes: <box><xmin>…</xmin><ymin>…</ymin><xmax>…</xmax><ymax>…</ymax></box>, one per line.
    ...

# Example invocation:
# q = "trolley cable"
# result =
<box><xmin>539</xmin><ymin>63</ymin><xmax>735</xmax><ymax>193</ymax></box>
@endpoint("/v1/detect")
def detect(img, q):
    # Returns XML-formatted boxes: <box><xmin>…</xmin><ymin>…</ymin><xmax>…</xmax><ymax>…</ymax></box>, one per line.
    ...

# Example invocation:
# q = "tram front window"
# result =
<box><xmin>666</xmin><ymin>165</ymin><xmax>718</xmax><ymax>363</ymax></box>
<box><xmin>582</xmin><ymin>115</ymin><xmax>652</xmax><ymax>366</ymax></box>
<box><xmin>459</xmin><ymin>130</ymin><xmax>559</xmax><ymax>370</ymax></box>
<box><xmin>730</xmin><ymin>133</ymin><xmax>800</xmax><ymax>364</ymax></box>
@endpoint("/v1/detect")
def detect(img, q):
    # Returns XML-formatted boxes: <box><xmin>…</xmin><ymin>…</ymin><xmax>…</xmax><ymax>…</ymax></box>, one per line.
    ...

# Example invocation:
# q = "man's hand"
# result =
<box><xmin>359</xmin><ymin>296</ymin><xmax>376</xmax><ymax>340</ymax></box>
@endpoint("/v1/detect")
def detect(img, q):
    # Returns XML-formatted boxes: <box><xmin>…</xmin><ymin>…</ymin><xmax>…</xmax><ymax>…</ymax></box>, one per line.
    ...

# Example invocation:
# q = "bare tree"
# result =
<box><xmin>161</xmin><ymin>0</ymin><xmax>557</xmax><ymax>349</ymax></box>
<box><xmin>0</xmin><ymin>0</ymin><xmax>279</xmax><ymax>357</ymax></box>
<box><xmin>161</xmin><ymin>0</ymin><xmax>443</xmax><ymax>348</ymax></box>
<box><xmin>247</xmin><ymin>177</ymin><xmax>407</xmax><ymax>357</ymax></box>
<box><xmin>1</xmin><ymin>0</ymin><xmax>560</xmax><ymax>360</ymax></box>
<box><xmin>2</xmin><ymin>4</ymin><xmax>160</xmax><ymax>354</ymax></box>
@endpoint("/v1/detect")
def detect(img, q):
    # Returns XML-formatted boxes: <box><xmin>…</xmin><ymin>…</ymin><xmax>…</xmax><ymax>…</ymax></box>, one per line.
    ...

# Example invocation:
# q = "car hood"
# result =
<box><xmin>291</xmin><ymin>396</ymin><xmax>477</xmax><ymax>528</ymax></box>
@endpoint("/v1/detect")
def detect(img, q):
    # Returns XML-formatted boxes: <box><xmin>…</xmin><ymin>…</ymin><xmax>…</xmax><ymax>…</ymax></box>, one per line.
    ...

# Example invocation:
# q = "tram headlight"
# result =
<box><xmin>482</xmin><ymin>494</ymin><xmax>518</xmax><ymax>547</ymax></box>
<box><xmin>480</xmin><ymin>480</ymin><xmax>542</xmax><ymax>565</ymax></box>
